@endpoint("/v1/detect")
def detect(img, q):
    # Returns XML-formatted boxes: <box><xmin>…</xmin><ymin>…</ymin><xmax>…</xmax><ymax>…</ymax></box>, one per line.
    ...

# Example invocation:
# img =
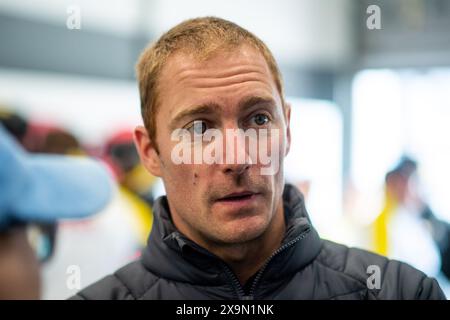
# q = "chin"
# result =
<box><xmin>218</xmin><ymin>215</ymin><xmax>269</xmax><ymax>244</ymax></box>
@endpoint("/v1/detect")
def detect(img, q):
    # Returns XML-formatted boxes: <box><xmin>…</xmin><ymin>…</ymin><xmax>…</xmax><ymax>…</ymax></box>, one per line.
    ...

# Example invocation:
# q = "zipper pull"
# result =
<box><xmin>241</xmin><ymin>295</ymin><xmax>254</xmax><ymax>300</ymax></box>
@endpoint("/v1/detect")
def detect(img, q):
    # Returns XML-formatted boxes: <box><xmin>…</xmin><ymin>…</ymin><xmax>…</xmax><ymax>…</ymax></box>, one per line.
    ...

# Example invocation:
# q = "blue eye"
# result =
<box><xmin>252</xmin><ymin>114</ymin><xmax>270</xmax><ymax>126</ymax></box>
<box><xmin>188</xmin><ymin>120</ymin><xmax>208</xmax><ymax>135</ymax></box>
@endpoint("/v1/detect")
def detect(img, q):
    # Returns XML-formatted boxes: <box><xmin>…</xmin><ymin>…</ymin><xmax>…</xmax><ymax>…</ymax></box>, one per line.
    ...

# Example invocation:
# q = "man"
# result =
<box><xmin>73</xmin><ymin>17</ymin><xmax>445</xmax><ymax>299</ymax></box>
<box><xmin>0</xmin><ymin>124</ymin><xmax>113</xmax><ymax>299</ymax></box>
<box><xmin>374</xmin><ymin>156</ymin><xmax>450</xmax><ymax>282</ymax></box>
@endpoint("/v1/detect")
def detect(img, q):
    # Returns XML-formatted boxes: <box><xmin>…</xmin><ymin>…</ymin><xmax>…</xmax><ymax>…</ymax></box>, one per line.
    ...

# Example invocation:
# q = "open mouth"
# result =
<box><xmin>216</xmin><ymin>191</ymin><xmax>258</xmax><ymax>202</ymax></box>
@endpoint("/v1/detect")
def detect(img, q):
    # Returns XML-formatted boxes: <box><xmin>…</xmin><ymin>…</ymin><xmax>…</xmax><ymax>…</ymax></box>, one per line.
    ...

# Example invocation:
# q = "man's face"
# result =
<box><xmin>136</xmin><ymin>45</ymin><xmax>290</xmax><ymax>246</ymax></box>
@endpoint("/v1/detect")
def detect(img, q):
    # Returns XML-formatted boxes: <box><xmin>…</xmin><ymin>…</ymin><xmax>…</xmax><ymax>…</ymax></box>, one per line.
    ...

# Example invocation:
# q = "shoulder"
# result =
<box><xmin>70</xmin><ymin>260</ymin><xmax>160</xmax><ymax>300</ymax></box>
<box><xmin>313</xmin><ymin>240</ymin><xmax>446</xmax><ymax>299</ymax></box>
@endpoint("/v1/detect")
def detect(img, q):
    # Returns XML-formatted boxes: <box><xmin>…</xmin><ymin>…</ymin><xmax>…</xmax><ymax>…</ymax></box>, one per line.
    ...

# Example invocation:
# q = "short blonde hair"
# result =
<box><xmin>136</xmin><ymin>16</ymin><xmax>284</xmax><ymax>142</ymax></box>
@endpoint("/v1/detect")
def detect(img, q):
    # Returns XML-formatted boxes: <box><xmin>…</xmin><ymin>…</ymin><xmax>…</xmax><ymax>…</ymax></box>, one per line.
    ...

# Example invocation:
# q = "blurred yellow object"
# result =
<box><xmin>123</xmin><ymin>164</ymin><xmax>156</xmax><ymax>195</ymax></box>
<box><xmin>119</xmin><ymin>186</ymin><xmax>153</xmax><ymax>246</ymax></box>
<box><xmin>373</xmin><ymin>192</ymin><xmax>397</xmax><ymax>256</ymax></box>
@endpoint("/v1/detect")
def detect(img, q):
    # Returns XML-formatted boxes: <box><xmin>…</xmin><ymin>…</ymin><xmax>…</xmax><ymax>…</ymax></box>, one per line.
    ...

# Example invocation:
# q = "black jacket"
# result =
<box><xmin>72</xmin><ymin>184</ymin><xmax>446</xmax><ymax>300</ymax></box>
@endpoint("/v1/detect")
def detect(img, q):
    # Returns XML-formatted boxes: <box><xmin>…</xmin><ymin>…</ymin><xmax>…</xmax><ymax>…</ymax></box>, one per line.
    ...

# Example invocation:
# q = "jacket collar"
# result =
<box><xmin>141</xmin><ymin>184</ymin><xmax>322</xmax><ymax>288</ymax></box>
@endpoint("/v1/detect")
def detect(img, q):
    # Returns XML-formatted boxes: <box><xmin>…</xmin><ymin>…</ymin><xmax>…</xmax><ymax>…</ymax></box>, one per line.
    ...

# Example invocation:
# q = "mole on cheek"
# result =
<box><xmin>193</xmin><ymin>173</ymin><xmax>198</xmax><ymax>185</ymax></box>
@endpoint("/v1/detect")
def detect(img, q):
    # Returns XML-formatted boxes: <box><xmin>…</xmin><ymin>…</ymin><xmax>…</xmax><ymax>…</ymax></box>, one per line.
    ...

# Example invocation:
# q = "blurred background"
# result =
<box><xmin>1</xmin><ymin>0</ymin><xmax>450</xmax><ymax>298</ymax></box>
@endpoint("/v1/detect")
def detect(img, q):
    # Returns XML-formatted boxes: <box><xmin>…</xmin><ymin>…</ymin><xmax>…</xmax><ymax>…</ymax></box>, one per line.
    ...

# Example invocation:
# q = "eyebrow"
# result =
<box><xmin>169</xmin><ymin>95</ymin><xmax>277</xmax><ymax>129</ymax></box>
<box><xmin>237</xmin><ymin>96</ymin><xmax>277</xmax><ymax>111</ymax></box>
<box><xmin>170</xmin><ymin>103</ymin><xmax>220</xmax><ymax>129</ymax></box>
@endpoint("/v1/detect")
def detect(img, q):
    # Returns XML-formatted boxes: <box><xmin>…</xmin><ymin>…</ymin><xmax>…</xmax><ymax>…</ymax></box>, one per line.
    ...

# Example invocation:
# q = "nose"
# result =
<box><xmin>221</xmin><ymin>127</ymin><xmax>253</xmax><ymax>176</ymax></box>
<box><xmin>223</xmin><ymin>161</ymin><xmax>251</xmax><ymax>175</ymax></box>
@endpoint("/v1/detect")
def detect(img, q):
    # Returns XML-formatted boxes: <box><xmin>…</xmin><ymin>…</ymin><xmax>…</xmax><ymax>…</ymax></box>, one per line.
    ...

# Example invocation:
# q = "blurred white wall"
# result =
<box><xmin>284</xmin><ymin>98</ymin><xmax>345</xmax><ymax>242</ymax></box>
<box><xmin>0</xmin><ymin>68</ymin><xmax>141</xmax><ymax>145</ymax></box>
<box><xmin>147</xmin><ymin>0</ymin><xmax>355</xmax><ymax>68</ymax></box>
<box><xmin>352</xmin><ymin>68</ymin><xmax>450</xmax><ymax>223</ymax></box>
<box><xmin>0</xmin><ymin>0</ymin><xmax>356</xmax><ymax>69</ymax></box>
<box><xmin>0</xmin><ymin>0</ymin><xmax>142</xmax><ymax>36</ymax></box>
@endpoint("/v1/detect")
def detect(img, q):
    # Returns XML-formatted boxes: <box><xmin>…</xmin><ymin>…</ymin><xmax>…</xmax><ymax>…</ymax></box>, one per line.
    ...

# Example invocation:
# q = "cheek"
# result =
<box><xmin>257</xmin><ymin>126</ymin><xmax>286</xmax><ymax>175</ymax></box>
<box><xmin>162</xmin><ymin>160</ymin><xmax>202</xmax><ymax>188</ymax></box>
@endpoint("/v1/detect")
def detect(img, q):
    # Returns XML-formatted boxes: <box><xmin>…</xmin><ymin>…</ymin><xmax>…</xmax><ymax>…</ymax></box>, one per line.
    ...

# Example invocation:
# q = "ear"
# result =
<box><xmin>134</xmin><ymin>126</ymin><xmax>162</xmax><ymax>177</ymax></box>
<box><xmin>284</xmin><ymin>102</ymin><xmax>292</xmax><ymax>156</ymax></box>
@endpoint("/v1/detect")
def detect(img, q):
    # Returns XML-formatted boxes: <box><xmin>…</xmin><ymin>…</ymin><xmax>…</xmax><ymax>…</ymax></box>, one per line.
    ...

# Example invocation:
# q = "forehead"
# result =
<box><xmin>156</xmin><ymin>45</ymin><xmax>281</xmax><ymax>119</ymax></box>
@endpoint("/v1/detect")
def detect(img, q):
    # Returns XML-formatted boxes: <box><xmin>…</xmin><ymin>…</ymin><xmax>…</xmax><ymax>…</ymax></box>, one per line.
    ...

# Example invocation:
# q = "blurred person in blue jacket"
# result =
<box><xmin>33</xmin><ymin>126</ymin><xmax>152</xmax><ymax>299</ymax></box>
<box><xmin>0</xmin><ymin>124</ymin><xmax>113</xmax><ymax>299</ymax></box>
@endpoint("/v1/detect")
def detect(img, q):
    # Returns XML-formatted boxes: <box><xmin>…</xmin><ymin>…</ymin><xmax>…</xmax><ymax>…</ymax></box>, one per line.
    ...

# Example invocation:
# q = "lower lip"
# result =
<box><xmin>214</xmin><ymin>193</ymin><xmax>261</xmax><ymax>210</ymax></box>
